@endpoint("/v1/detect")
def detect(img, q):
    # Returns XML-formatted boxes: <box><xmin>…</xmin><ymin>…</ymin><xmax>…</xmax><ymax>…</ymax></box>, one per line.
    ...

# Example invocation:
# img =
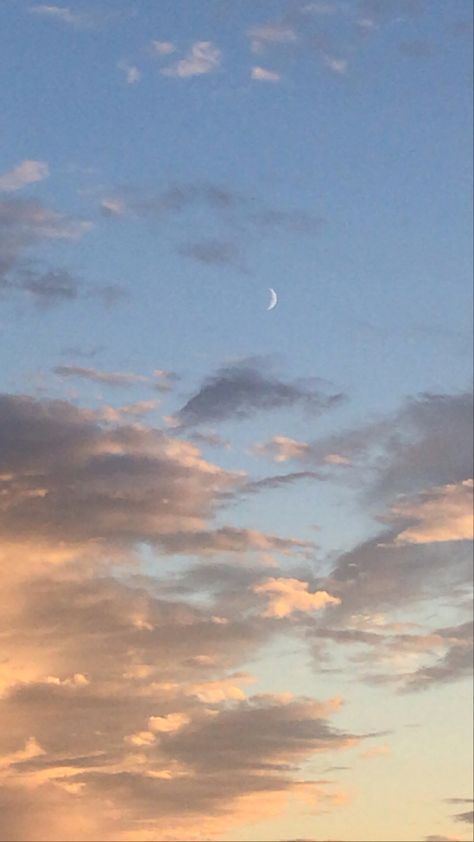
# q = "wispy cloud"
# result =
<box><xmin>0</xmin><ymin>160</ymin><xmax>49</xmax><ymax>193</ymax></box>
<box><xmin>248</xmin><ymin>22</ymin><xmax>298</xmax><ymax>53</ymax></box>
<box><xmin>161</xmin><ymin>41</ymin><xmax>221</xmax><ymax>78</ymax></box>
<box><xmin>53</xmin><ymin>365</ymin><xmax>176</xmax><ymax>391</ymax></box>
<box><xmin>251</xmin><ymin>66</ymin><xmax>281</xmax><ymax>82</ymax></box>
<box><xmin>117</xmin><ymin>61</ymin><xmax>141</xmax><ymax>85</ymax></box>
<box><xmin>151</xmin><ymin>40</ymin><xmax>177</xmax><ymax>56</ymax></box>
<box><xmin>28</xmin><ymin>4</ymin><xmax>92</xmax><ymax>28</ymax></box>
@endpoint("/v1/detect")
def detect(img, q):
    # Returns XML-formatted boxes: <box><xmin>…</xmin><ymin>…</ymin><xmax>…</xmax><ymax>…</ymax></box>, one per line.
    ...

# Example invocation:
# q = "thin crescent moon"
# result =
<box><xmin>267</xmin><ymin>288</ymin><xmax>278</xmax><ymax>311</ymax></box>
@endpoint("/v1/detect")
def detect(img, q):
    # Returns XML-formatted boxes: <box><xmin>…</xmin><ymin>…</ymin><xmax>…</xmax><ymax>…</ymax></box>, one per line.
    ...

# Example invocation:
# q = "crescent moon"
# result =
<box><xmin>267</xmin><ymin>288</ymin><xmax>278</xmax><ymax>311</ymax></box>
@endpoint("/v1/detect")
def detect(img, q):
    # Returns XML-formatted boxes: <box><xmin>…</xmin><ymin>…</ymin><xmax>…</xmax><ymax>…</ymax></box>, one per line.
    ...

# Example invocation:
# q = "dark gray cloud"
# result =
<box><xmin>173</xmin><ymin>360</ymin><xmax>343</xmax><ymax>428</ymax></box>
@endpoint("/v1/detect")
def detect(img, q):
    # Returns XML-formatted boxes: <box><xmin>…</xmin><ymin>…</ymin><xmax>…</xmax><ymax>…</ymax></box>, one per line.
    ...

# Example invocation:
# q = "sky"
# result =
<box><xmin>0</xmin><ymin>1</ymin><xmax>472</xmax><ymax>841</ymax></box>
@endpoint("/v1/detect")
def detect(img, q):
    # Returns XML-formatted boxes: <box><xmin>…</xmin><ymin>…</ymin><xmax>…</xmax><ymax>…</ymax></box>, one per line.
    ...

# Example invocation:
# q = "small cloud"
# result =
<box><xmin>322</xmin><ymin>54</ymin><xmax>348</xmax><ymax>74</ymax></box>
<box><xmin>253</xmin><ymin>577</ymin><xmax>341</xmax><ymax>618</ymax></box>
<box><xmin>117</xmin><ymin>61</ymin><xmax>141</xmax><ymax>85</ymax></box>
<box><xmin>251</xmin><ymin>66</ymin><xmax>281</xmax><ymax>82</ymax></box>
<box><xmin>254</xmin><ymin>435</ymin><xmax>312</xmax><ymax>463</ymax></box>
<box><xmin>0</xmin><ymin>160</ymin><xmax>49</xmax><ymax>193</ymax></box>
<box><xmin>152</xmin><ymin>40</ymin><xmax>177</xmax><ymax>56</ymax></box>
<box><xmin>28</xmin><ymin>4</ymin><xmax>91</xmax><ymax>28</ymax></box>
<box><xmin>248</xmin><ymin>22</ymin><xmax>298</xmax><ymax>53</ymax></box>
<box><xmin>53</xmin><ymin>365</ymin><xmax>150</xmax><ymax>388</ymax></box>
<box><xmin>148</xmin><ymin>712</ymin><xmax>190</xmax><ymax>733</ymax></box>
<box><xmin>162</xmin><ymin>41</ymin><xmax>221</xmax><ymax>78</ymax></box>
<box><xmin>100</xmin><ymin>196</ymin><xmax>127</xmax><ymax>216</ymax></box>
<box><xmin>177</xmin><ymin>239</ymin><xmax>241</xmax><ymax>267</ymax></box>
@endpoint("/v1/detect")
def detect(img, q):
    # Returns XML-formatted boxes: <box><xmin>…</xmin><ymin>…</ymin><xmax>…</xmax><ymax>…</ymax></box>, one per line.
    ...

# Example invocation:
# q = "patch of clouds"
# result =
<box><xmin>0</xmin><ymin>160</ymin><xmax>49</xmax><ymax>193</ymax></box>
<box><xmin>161</xmin><ymin>41</ymin><xmax>221</xmax><ymax>78</ymax></box>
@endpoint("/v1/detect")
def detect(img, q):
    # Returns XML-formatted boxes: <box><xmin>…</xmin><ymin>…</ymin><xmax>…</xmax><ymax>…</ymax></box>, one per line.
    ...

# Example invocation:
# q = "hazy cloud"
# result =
<box><xmin>0</xmin><ymin>160</ymin><xmax>49</xmax><ymax>193</ymax></box>
<box><xmin>162</xmin><ymin>41</ymin><xmax>221</xmax><ymax>78</ymax></box>
<box><xmin>251</xmin><ymin>66</ymin><xmax>281</xmax><ymax>82</ymax></box>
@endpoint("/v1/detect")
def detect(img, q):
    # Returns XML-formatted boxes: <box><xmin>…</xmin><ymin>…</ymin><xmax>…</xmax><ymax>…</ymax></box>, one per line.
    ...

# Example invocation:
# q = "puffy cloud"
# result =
<box><xmin>172</xmin><ymin>360</ymin><xmax>343</xmax><ymax>428</ymax></box>
<box><xmin>255</xmin><ymin>435</ymin><xmax>313</xmax><ymax>463</ymax></box>
<box><xmin>162</xmin><ymin>41</ymin><xmax>221</xmax><ymax>78</ymax></box>
<box><xmin>251</xmin><ymin>66</ymin><xmax>281</xmax><ymax>82</ymax></box>
<box><xmin>254</xmin><ymin>578</ymin><xmax>341</xmax><ymax>618</ymax></box>
<box><xmin>0</xmin><ymin>160</ymin><xmax>49</xmax><ymax>193</ymax></box>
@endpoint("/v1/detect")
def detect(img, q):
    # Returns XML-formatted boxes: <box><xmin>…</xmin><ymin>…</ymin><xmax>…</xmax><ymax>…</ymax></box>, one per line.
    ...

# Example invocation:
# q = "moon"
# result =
<box><xmin>266</xmin><ymin>288</ymin><xmax>278</xmax><ymax>311</ymax></box>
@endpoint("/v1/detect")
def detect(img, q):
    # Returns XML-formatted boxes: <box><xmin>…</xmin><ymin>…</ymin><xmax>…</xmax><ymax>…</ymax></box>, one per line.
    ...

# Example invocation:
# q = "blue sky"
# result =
<box><xmin>0</xmin><ymin>2</ymin><xmax>472</xmax><ymax>841</ymax></box>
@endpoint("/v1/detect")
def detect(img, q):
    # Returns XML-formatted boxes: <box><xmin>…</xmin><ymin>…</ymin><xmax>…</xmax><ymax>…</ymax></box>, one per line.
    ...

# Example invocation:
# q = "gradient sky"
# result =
<box><xmin>0</xmin><ymin>1</ymin><xmax>473</xmax><ymax>841</ymax></box>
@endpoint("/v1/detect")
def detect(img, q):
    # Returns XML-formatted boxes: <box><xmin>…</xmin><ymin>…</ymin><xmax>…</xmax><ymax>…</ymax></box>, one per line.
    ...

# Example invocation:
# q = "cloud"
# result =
<box><xmin>53</xmin><ymin>365</ymin><xmax>150</xmax><ymax>388</ymax></box>
<box><xmin>0</xmin><ymin>160</ymin><xmax>49</xmax><ymax>193</ymax></box>
<box><xmin>0</xmin><ymin>392</ymin><xmax>241</xmax><ymax>550</ymax></box>
<box><xmin>172</xmin><ymin>360</ymin><xmax>343</xmax><ymax>428</ymax></box>
<box><xmin>255</xmin><ymin>435</ymin><xmax>314</xmax><ymax>463</ymax></box>
<box><xmin>28</xmin><ymin>4</ymin><xmax>93</xmax><ymax>28</ymax></box>
<box><xmin>151</xmin><ymin>40</ymin><xmax>177</xmax><ymax>56</ymax></box>
<box><xmin>254</xmin><ymin>392</ymin><xmax>473</xmax><ymax>501</ymax></box>
<box><xmin>177</xmin><ymin>238</ymin><xmax>241</xmax><ymax>267</ymax></box>
<box><xmin>239</xmin><ymin>470</ymin><xmax>325</xmax><ymax>496</ymax></box>
<box><xmin>117</xmin><ymin>61</ymin><xmax>141</xmax><ymax>84</ymax></box>
<box><xmin>322</xmin><ymin>55</ymin><xmax>348</xmax><ymax>74</ymax></box>
<box><xmin>254</xmin><ymin>578</ymin><xmax>341</xmax><ymax>618</ymax></box>
<box><xmin>53</xmin><ymin>366</ymin><xmax>175</xmax><ymax>391</ymax></box>
<box><xmin>454</xmin><ymin>810</ymin><xmax>474</xmax><ymax>824</ymax></box>
<box><xmin>159</xmin><ymin>527</ymin><xmax>313</xmax><ymax>558</ymax></box>
<box><xmin>162</xmin><ymin>41</ymin><xmax>221</xmax><ymax>78</ymax></box>
<box><xmin>386</xmin><ymin>480</ymin><xmax>474</xmax><ymax>544</ymax></box>
<box><xmin>0</xmin><ymin>196</ymin><xmax>100</xmax><ymax>305</ymax></box>
<box><xmin>251</xmin><ymin>66</ymin><xmax>281</xmax><ymax>82</ymax></box>
<box><xmin>248</xmin><ymin>22</ymin><xmax>299</xmax><ymax>53</ymax></box>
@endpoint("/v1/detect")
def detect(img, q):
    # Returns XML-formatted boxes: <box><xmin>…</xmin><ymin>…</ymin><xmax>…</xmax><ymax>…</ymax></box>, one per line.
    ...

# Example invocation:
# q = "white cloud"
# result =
<box><xmin>254</xmin><ymin>577</ymin><xmax>341</xmax><ymax>618</ymax></box>
<box><xmin>251</xmin><ymin>66</ymin><xmax>281</xmax><ymax>83</ymax></box>
<box><xmin>152</xmin><ymin>40</ymin><xmax>177</xmax><ymax>56</ymax></box>
<box><xmin>117</xmin><ymin>61</ymin><xmax>141</xmax><ymax>85</ymax></box>
<box><xmin>323</xmin><ymin>55</ymin><xmax>348</xmax><ymax>74</ymax></box>
<box><xmin>28</xmin><ymin>5</ymin><xmax>89</xmax><ymax>27</ymax></box>
<box><xmin>0</xmin><ymin>160</ymin><xmax>49</xmax><ymax>193</ymax></box>
<box><xmin>162</xmin><ymin>42</ymin><xmax>221</xmax><ymax>78</ymax></box>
